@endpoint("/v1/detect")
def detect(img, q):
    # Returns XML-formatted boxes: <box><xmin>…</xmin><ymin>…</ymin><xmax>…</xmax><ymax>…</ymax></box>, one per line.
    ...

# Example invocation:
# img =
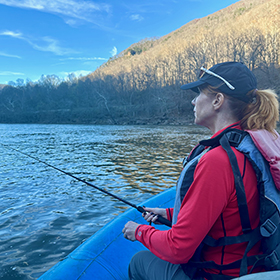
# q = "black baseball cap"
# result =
<box><xmin>181</xmin><ymin>62</ymin><xmax>257</xmax><ymax>103</ymax></box>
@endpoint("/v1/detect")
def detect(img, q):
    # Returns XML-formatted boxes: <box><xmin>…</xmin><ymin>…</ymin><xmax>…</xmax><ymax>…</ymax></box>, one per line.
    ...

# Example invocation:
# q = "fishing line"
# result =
<box><xmin>1</xmin><ymin>143</ymin><xmax>172</xmax><ymax>227</ymax></box>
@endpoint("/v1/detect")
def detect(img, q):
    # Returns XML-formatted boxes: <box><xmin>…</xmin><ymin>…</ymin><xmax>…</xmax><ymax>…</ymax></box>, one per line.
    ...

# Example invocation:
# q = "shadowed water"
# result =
<box><xmin>0</xmin><ymin>124</ymin><xmax>211</xmax><ymax>279</ymax></box>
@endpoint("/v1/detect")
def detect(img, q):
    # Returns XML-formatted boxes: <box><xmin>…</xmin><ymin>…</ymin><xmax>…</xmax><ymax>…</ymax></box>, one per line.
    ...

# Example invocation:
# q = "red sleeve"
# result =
<box><xmin>136</xmin><ymin>147</ymin><xmax>235</xmax><ymax>264</ymax></box>
<box><xmin>166</xmin><ymin>208</ymin><xmax>173</xmax><ymax>221</ymax></box>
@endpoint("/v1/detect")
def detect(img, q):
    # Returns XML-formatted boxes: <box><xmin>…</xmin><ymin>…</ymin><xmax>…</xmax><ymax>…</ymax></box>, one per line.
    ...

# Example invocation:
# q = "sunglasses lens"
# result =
<box><xmin>199</xmin><ymin>69</ymin><xmax>205</xmax><ymax>79</ymax></box>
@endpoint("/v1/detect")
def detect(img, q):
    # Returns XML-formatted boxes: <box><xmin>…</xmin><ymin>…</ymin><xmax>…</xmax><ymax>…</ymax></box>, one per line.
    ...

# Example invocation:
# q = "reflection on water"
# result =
<box><xmin>0</xmin><ymin>124</ymin><xmax>211</xmax><ymax>279</ymax></box>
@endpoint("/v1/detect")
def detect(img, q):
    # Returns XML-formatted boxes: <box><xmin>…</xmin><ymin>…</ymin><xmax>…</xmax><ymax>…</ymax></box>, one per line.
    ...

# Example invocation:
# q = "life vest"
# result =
<box><xmin>174</xmin><ymin>127</ymin><xmax>280</xmax><ymax>279</ymax></box>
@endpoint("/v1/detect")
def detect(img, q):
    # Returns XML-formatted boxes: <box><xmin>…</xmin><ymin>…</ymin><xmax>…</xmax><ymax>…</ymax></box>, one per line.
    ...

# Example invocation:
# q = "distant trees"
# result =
<box><xmin>1</xmin><ymin>0</ymin><xmax>279</xmax><ymax>125</ymax></box>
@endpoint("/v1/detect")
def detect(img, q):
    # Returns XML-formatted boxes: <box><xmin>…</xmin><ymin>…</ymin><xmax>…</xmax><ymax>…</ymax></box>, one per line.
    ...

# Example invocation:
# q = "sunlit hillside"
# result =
<box><xmin>88</xmin><ymin>0</ymin><xmax>279</xmax><ymax>88</ymax></box>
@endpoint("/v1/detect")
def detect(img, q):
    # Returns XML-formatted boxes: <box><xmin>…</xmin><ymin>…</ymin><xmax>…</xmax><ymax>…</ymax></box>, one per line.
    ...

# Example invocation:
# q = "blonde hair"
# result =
<box><xmin>239</xmin><ymin>89</ymin><xmax>279</xmax><ymax>133</ymax></box>
<box><xmin>200</xmin><ymin>85</ymin><xmax>279</xmax><ymax>134</ymax></box>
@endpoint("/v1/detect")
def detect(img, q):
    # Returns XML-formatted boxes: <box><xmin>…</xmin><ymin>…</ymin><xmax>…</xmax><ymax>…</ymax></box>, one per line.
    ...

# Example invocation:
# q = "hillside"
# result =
<box><xmin>0</xmin><ymin>0</ymin><xmax>279</xmax><ymax>125</ymax></box>
<box><xmin>89</xmin><ymin>0</ymin><xmax>279</xmax><ymax>84</ymax></box>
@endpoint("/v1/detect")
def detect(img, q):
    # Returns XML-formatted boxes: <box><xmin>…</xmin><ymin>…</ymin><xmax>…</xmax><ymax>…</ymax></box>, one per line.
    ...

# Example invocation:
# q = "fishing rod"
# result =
<box><xmin>1</xmin><ymin>143</ymin><xmax>172</xmax><ymax>227</ymax></box>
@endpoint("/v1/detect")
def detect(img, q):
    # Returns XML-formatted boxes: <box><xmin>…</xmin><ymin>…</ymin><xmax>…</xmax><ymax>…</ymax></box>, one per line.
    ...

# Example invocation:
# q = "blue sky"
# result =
<box><xmin>0</xmin><ymin>0</ymin><xmax>239</xmax><ymax>85</ymax></box>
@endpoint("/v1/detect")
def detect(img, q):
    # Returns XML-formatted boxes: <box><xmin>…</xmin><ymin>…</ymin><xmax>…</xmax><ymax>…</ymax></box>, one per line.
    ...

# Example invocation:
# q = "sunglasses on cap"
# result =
<box><xmin>199</xmin><ymin>67</ymin><xmax>235</xmax><ymax>90</ymax></box>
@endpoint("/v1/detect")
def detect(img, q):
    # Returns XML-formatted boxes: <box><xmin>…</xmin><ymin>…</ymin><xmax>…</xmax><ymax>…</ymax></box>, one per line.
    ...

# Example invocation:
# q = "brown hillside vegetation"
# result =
<box><xmin>75</xmin><ymin>0</ymin><xmax>280</xmax><ymax>124</ymax></box>
<box><xmin>0</xmin><ymin>0</ymin><xmax>279</xmax><ymax>125</ymax></box>
<box><xmin>90</xmin><ymin>0</ymin><xmax>279</xmax><ymax>83</ymax></box>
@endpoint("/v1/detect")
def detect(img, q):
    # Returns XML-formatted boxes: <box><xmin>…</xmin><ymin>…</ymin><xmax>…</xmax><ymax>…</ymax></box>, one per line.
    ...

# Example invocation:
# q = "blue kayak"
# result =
<box><xmin>38</xmin><ymin>187</ymin><xmax>176</xmax><ymax>280</ymax></box>
<box><xmin>38</xmin><ymin>186</ymin><xmax>280</xmax><ymax>280</ymax></box>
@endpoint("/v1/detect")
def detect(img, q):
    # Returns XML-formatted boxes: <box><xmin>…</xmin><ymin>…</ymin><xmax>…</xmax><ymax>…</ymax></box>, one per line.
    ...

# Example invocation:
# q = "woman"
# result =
<box><xmin>122</xmin><ymin>62</ymin><xmax>279</xmax><ymax>280</ymax></box>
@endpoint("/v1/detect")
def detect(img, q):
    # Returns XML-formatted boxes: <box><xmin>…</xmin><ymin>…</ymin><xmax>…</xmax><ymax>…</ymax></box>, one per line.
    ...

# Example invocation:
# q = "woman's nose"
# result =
<box><xmin>191</xmin><ymin>97</ymin><xmax>196</xmax><ymax>106</ymax></box>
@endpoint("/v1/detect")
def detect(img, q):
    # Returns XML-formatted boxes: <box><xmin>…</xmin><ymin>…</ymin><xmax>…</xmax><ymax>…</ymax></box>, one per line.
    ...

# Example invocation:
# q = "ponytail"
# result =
<box><xmin>240</xmin><ymin>89</ymin><xmax>279</xmax><ymax>134</ymax></box>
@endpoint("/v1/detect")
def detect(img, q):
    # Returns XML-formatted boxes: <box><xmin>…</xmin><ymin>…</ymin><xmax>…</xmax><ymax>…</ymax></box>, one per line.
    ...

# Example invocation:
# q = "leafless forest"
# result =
<box><xmin>1</xmin><ymin>0</ymin><xmax>279</xmax><ymax>125</ymax></box>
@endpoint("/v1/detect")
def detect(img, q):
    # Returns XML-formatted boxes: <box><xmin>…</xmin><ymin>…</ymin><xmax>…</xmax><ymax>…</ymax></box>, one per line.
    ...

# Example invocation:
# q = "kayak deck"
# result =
<box><xmin>38</xmin><ymin>187</ymin><xmax>176</xmax><ymax>280</ymax></box>
<box><xmin>38</xmin><ymin>186</ymin><xmax>280</xmax><ymax>279</ymax></box>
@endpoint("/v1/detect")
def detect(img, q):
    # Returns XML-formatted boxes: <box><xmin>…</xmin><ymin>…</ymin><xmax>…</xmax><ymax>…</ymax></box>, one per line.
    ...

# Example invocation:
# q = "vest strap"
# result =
<box><xmin>220</xmin><ymin>134</ymin><xmax>252</xmax><ymax>233</ymax></box>
<box><xmin>203</xmin><ymin>227</ymin><xmax>260</xmax><ymax>247</ymax></box>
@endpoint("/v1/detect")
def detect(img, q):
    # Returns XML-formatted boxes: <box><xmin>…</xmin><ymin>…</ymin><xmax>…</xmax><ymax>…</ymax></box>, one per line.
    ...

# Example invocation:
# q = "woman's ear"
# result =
<box><xmin>212</xmin><ymin>93</ymin><xmax>225</xmax><ymax>110</ymax></box>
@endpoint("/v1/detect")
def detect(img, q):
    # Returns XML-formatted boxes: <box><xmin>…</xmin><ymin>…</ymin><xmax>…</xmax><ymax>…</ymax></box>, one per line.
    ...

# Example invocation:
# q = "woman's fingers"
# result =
<box><xmin>141</xmin><ymin>207</ymin><xmax>167</xmax><ymax>225</ymax></box>
<box><xmin>143</xmin><ymin>212</ymin><xmax>159</xmax><ymax>223</ymax></box>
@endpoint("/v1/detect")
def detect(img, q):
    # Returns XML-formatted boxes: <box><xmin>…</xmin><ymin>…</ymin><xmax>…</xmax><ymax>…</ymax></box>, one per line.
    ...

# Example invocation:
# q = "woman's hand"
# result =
<box><xmin>122</xmin><ymin>207</ymin><xmax>168</xmax><ymax>241</ymax></box>
<box><xmin>142</xmin><ymin>207</ymin><xmax>167</xmax><ymax>225</ymax></box>
<box><xmin>122</xmin><ymin>221</ymin><xmax>140</xmax><ymax>241</ymax></box>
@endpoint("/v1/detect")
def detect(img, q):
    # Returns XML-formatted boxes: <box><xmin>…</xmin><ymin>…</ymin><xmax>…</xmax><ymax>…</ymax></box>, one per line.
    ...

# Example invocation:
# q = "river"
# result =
<box><xmin>0</xmin><ymin>124</ymin><xmax>211</xmax><ymax>279</ymax></box>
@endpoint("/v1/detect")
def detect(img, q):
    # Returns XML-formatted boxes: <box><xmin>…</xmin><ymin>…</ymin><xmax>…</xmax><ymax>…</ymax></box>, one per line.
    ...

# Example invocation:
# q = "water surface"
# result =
<box><xmin>0</xmin><ymin>124</ymin><xmax>211</xmax><ymax>279</ymax></box>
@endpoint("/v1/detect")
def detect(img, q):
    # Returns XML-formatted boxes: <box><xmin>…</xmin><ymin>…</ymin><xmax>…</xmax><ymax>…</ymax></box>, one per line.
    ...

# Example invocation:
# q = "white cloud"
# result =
<box><xmin>110</xmin><ymin>46</ymin><xmax>117</xmax><ymax>57</ymax></box>
<box><xmin>0</xmin><ymin>71</ymin><xmax>24</xmax><ymax>76</ymax></box>
<box><xmin>0</xmin><ymin>30</ymin><xmax>23</xmax><ymax>38</ymax></box>
<box><xmin>129</xmin><ymin>14</ymin><xmax>144</xmax><ymax>21</ymax></box>
<box><xmin>0</xmin><ymin>51</ymin><xmax>21</xmax><ymax>59</ymax></box>
<box><xmin>0</xmin><ymin>30</ymin><xmax>75</xmax><ymax>55</ymax></box>
<box><xmin>0</xmin><ymin>0</ymin><xmax>111</xmax><ymax>26</ymax></box>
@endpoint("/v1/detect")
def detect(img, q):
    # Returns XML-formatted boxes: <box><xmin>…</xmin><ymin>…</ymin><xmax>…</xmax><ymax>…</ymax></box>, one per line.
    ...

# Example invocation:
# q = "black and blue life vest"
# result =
<box><xmin>173</xmin><ymin>127</ymin><xmax>280</xmax><ymax>279</ymax></box>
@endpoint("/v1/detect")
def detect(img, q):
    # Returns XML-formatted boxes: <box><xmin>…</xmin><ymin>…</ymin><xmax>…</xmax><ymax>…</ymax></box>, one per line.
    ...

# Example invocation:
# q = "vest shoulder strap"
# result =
<box><xmin>246</xmin><ymin>129</ymin><xmax>280</xmax><ymax>191</ymax></box>
<box><xmin>219</xmin><ymin>133</ymin><xmax>252</xmax><ymax>233</ymax></box>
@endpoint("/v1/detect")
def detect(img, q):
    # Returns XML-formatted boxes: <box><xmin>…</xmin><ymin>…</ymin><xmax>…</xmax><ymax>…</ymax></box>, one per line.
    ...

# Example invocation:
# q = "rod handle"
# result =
<box><xmin>137</xmin><ymin>206</ymin><xmax>172</xmax><ymax>228</ymax></box>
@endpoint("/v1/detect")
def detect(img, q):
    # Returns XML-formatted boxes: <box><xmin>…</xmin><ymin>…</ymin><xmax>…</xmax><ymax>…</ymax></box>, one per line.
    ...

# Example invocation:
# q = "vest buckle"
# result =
<box><xmin>261</xmin><ymin>219</ymin><xmax>277</xmax><ymax>237</ymax></box>
<box><xmin>228</xmin><ymin>132</ymin><xmax>242</xmax><ymax>146</ymax></box>
<box><xmin>265</xmin><ymin>250</ymin><xmax>280</xmax><ymax>268</ymax></box>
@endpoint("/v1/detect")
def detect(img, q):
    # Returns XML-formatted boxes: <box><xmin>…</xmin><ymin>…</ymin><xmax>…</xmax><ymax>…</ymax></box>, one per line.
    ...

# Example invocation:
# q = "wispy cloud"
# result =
<box><xmin>0</xmin><ymin>30</ymin><xmax>75</xmax><ymax>55</ymax></box>
<box><xmin>110</xmin><ymin>46</ymin><xmax>117</xmax><ymax>57</ymax></box>
<box><xmin>0</xmin><ymin>71</ymin><xmax>24</xmax><ymax>76</ymax></box>
<box><xmin>0</xmin><ymin>0</ymin><xmax>111</xmax><ymax>27</ymax></box>
<box><xmin>0</xmin><ymin>30</ymin><xmax>23</xmax><ymax>38</ymax></box>
<box><xmin>0</xmin><ymin>51</ymin><xmax>21</xmax><ymax>59</ymax></box>
<box><xmin>31</xmin><ymin>36</ymin><xmax>75</xmax><ymax>55</ymax></box>
<box><xmin>129</xmin><ymin>14</ymin><xmax>144</xmax><ymax>21</ymax></box>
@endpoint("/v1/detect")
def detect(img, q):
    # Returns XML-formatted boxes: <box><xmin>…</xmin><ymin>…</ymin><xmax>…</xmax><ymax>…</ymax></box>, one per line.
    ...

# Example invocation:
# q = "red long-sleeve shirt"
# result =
<box><xmin>135</xmin><ymin>124</ymin><xmax>261</xmax><ymax>277</ymax></box>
